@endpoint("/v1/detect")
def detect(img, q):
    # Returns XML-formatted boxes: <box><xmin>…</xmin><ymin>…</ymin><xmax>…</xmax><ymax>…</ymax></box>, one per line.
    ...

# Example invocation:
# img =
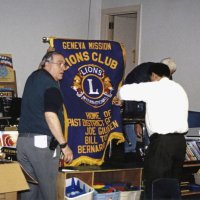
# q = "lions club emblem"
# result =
<box><xmin>71</xmin><ymin>64</ymin><xmax>114</xmax><ymax>108</ymax></box>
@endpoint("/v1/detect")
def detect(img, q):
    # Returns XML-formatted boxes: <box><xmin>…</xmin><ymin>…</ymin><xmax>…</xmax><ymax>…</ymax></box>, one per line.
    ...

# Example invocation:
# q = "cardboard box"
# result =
<box><xmin>0</xmin><ymin>192</ymin><xmax>17</xmax><ymax>200</ymax></box>
<box><xmin>0</xmin><ymin>161</ymin><xmax>29</xmax><ymax>200</ymax></box>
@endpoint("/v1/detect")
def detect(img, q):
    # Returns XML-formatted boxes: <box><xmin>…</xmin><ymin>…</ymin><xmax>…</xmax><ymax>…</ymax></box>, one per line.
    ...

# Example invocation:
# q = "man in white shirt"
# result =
<box><xmin>118</xmin><ymin>63</ymin><xmax>189</xmax><ymax>199</ymax></box>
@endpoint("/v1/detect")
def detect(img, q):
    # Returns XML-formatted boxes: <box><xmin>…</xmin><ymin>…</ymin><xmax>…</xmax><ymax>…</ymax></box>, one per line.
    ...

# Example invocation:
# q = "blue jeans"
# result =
<box><xmin>124</xmin><ymin>124</ymin><xmax>137</xmax><ymax>153</ymax></box>
<box><xmin>124</xmin><ymin>124</ymin><xmax>150</xmax><ymax>153</ymax></box>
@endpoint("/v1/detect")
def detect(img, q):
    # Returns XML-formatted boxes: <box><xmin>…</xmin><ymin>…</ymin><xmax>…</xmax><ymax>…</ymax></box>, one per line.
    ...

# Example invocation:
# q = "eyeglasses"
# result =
<box><xmin>48</xmin><ymin>61</ymin><xmax>67</xmax><ymax>69</ymax></box>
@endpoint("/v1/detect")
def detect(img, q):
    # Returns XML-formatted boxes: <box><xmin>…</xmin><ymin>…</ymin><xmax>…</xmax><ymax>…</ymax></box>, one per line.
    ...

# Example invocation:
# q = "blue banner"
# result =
<box><xmin>48</xmin><ymin>37</ymin><xmax>125</xmax><ymax>166</ymax></box>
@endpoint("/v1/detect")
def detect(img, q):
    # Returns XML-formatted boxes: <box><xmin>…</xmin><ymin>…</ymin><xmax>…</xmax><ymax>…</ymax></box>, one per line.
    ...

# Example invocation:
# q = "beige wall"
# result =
<box><xmin>102</xmin><ymin>0</ymin><xmax>200</xmax><ymax>111</ymax></box>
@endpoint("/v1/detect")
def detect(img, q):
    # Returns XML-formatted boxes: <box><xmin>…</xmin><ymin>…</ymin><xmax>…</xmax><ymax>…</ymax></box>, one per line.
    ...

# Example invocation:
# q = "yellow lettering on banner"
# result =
<box><xmin>78</xmin><ymin>143</ymin><xmax>106</xmax><ymax>153</ymax></box>
<box><xmin>85</xmin><ymin>127</ymin><xmax>96</xmax><ymax>135</ymax></box>
<box><xmin>82</xmin><ymin>119</ymin><xmax>104</xmax><ymax>127</ymax></box>
<box><xmin>85</xmin><ymin>112</ymin><xmax>100</xmax><ymax>119</ymax></box>
<box><xmin>103</xmin><ymin>110</ymin><xmax>111</xmax><ymax>117</ymax></box>
<box><xmin>105</xmin><ymin>117</ymin><xmax>111</xmax><ymax>125</ymax></box>
<box><xmin>62</xmin><ymin>42</ymin><xmax>86</xmax><ymax>50</ymax></box>
<box><xmin>65</xmin><ymin>51</ymin><xmax>90</xmax><ymax>67</ymax></box>
<box><xmin>67</xmin><ymin>118</ymin><xmax>81</xmax><ymax>126</ymax></box>
<box><xmin>100</xmin><ymin>134</ymin><xmax>109</xmax><ymax>143</ymax></box>
<box><xmin>88</xmin><ymin>42</ymin><xmax>112</xmax><ymax>50</ymax></box>
<box><xmin>91</xmin><ymin>52</ymin><xmax>118</xmax><ymax>69</ymax></box>
<box><xmin>98</xmin><ymin>120</ymin><xmax>119</xmax><ymax>135</ymax></box>
<box><xmin>85</xmin><ymin>136</ymin><xmax>98</xmax><ymax>144</ymax></box>
<box><xmin>64</xmin><ymin>51</ymin><xmax>118</xmax><ymax>69</ymax></box>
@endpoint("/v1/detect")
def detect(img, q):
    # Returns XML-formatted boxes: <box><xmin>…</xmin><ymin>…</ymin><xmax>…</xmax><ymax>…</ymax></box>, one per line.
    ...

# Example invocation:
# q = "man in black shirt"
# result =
<box><xmin>17</xmin><ymin>51</ymin><xmax>73</xmax><ymax>200</ymax></box>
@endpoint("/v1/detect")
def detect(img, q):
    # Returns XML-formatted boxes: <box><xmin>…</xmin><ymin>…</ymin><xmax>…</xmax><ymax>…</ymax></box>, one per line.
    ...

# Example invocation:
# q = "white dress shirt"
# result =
<box><xmin>118</xmin><ymin>77</ymin><xmax>189</xmax><ymax>136</ymax></box>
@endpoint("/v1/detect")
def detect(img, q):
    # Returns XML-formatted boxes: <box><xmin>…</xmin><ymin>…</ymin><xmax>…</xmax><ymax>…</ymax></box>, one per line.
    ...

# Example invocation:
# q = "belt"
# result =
<box><xmin>150</xmin><ymin>132</ymin><xmax>187</xmax><ymax>142</ymax></box>
<box><xmin>18</xmin><ymin>133</ymin><xmax>50</xmax><ymax>137</ymax></box>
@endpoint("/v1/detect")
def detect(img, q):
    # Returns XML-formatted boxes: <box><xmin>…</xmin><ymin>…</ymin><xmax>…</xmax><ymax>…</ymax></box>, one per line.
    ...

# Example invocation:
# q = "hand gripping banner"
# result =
<box><xmin>46</xmin><ymin>37</ymin><xmax>125</xmax><ymax>166</ymax></box>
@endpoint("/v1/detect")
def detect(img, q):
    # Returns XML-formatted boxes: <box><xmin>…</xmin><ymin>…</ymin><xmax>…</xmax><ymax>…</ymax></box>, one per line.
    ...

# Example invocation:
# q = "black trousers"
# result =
<box><xmin>143</xmin><ymin>133</ymin><xmax>186</xmax><ymax>200</ymax></box>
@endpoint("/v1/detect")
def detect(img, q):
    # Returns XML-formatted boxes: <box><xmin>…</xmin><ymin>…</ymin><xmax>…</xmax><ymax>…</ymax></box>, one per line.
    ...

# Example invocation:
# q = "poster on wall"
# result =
<box><xmin>45</xmin><ymin>37</ymin><xmax>125</xmax><ymax>166</ymax></box>
<box><xmin>0</xmin><ymin>131</ymin><xmax>18</xmax><ymax>160</ymax></box>
<box><xmin>0</xmin><ymin>54</ymin><xmax>15</xmax><ymax>82</ymax></box>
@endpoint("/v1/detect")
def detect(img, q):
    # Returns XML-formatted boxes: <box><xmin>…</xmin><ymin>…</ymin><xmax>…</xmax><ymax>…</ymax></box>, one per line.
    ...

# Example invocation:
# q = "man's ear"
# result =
<box><xmin>151</xmin><ymin>72</ymin><xmax>156</xmax><ymax>80</ymax></box>
<box><xmin>151</xmin><ymin>72</ymin><xmax>160</xmax><ymax>81</ymax></box>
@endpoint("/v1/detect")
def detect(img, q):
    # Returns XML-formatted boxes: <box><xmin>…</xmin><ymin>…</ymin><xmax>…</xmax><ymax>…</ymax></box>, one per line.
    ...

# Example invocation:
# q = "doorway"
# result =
<box><xmin>101</xmin><ymin>5</ymin><xmax>141</xmax><ymax>79</ymax></box>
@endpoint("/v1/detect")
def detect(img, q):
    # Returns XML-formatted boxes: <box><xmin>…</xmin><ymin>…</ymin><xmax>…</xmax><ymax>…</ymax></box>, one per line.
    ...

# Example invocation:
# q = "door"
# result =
<box><xmin>101</xmin><ymin>6</ymin><xmax>141</xmax><ymax>79</ymax></box>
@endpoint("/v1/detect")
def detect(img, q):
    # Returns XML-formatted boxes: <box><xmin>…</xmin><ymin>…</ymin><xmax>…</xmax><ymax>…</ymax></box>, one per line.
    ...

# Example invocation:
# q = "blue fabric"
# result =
<box><xmin>124</xmin><ymin>124</ymin><xmax>137</xmax><ymax>152</ymax></box>
<box><xmin>51</xmin><ymin>38</ymin><xmax>125</xmax><ymax>166</ymax></box>
<box><xmin>188</xmin><ymin>111</ymin><xmax>200</xmax><ymax>128</ymax></box>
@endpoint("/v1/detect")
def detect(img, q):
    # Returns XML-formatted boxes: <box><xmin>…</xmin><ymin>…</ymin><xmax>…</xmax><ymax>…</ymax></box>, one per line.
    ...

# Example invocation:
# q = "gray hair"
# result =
<box><xmin>38</xmin><ymin>51</ymin><xmax>64</xmax><ymax>69</ymax></box>
<box><xmin>160</xmin><ymin>57</ymin><xmax>176</xmax><ymax>74</ymax></box>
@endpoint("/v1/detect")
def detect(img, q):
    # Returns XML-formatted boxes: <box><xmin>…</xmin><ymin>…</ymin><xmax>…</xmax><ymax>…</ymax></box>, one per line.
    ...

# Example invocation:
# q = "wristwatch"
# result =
<box><xmin>59</xmin><ymin>142</ymin><xmax>68</xmax><ymax>148</ymax></box>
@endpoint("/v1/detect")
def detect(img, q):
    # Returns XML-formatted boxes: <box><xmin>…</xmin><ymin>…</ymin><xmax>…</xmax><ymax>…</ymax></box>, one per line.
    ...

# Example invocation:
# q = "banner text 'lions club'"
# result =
<box><xmin>50</xmin><ymin>38</ymin><xmax>125</xmax><ymax>166</ymax></box>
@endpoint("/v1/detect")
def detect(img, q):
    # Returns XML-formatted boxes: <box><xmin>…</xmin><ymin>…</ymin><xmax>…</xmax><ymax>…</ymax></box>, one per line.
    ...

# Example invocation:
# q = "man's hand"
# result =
<box><xmin>112</xmin><ymin>96</ymin><xmax>123</xmax><ymax>106</ymax></box>
<box><xmin>61</xmin><ymin>145</ymin><xmax>73</xmax><ymax>163</ymax></box>
<box><xmin>134</xmin><ymin>123</ymin><xmax>143</xmax><ymax>137</ymax></box>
